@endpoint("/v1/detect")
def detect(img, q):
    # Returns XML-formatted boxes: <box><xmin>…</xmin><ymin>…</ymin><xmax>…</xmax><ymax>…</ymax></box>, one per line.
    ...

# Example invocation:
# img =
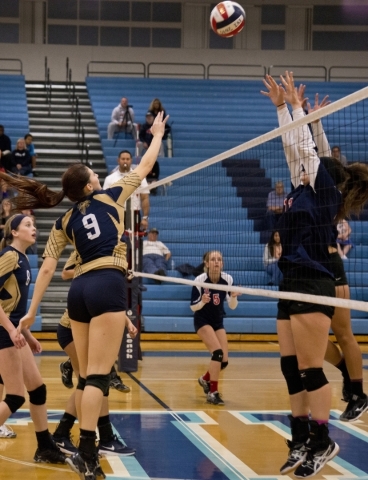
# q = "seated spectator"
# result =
<box><xmin>142</xmin><ymin>228</ymin><xmax>171</xmax><ymax>281</ymax></box>
<box><xmin>0</xmin><ymin>198</ymin><xmax>12</xmax><ymax>240</ymax></box>
<box><xmin>25</xmin><ymin>133</ymin><xmax>38</xmax><ymax>176</ymax></box>
<box><xmin>138</xmin><ymin>111</ymin><xmax>165</xmax><ymax>158</ymax></box>
<box><xmin>265</xmin><ymin>181</ymin><xmax>285</xmax><ymax>230</ymax></box>
<box><xmin>0</xmin><ymin>124</ymin><xmax>12</xmax><ymax>171</ymax></box>
<box><xmin>146</xmin><ymin>160</ymin><xmax>160</xmax><ymax>195</ymax></box>
<box><xmin>107</xmin><ymin>97</ymin><xmax>136</xmax><ymax>139</ymax></box>
<box><xmin>263</xmin><ymin>231</ymin><xmax>283</xmax><ymax>286</ymax></box>
<box><xmin>331</xmin><ymin>145</ymin><xmax>347</xmax><ymax>166</ymax></box>
<box><xmin>336</xmin><ymin>219</ymin><xmax>353</xmax><ymax>259</ymax></box>
<box><xmin>149</xmin><ymin>98</ymin><xmax>167</xmax><ymax>118</ymax></box>
<box><xmin>11</xmin><ymin>138</ymin><xmax>32</xmax><ymax>176</ymax></box>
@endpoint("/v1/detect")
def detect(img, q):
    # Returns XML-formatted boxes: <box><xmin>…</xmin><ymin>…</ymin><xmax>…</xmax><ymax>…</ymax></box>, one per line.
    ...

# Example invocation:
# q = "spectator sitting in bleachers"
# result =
<box><xmin>331</xmin><ymin>145</ymin><xmax>347</xmax><ymax>166</ymax></box>
<box><xmin>149</xmin><ymin>98</ymin><xmax>168</xmax><ymax>119</ymax></box>
<box><xmin>336</xmin><ymin>219</ymin><xmax>353</xmax><ymax>260</ymax></box>
<box><xmin>107</xmin><ymin>97</ymin><xmax>136</xmax><ymax>139</ymax></box>
<box><xmin>0</xmin><ymin>125</ymin><xmax>12</xmax><ymax>171</ymax></box>
<box><xmin>11</xmin><ymin>138</ymin><xmax>32</xmax><ymax>176</ymax></box>
<box><xmin>0</xmin><ymin>198</ymin><xmax>12</xmax><ymax>240</ymax></box>
<box><xmin>142</xmin><ymin>228</ymin><xmax>171</xmax><ymax>282</ymax></box>
<box><xmin>25</xmin><ymin>133</ymin><xmax>38</xmax><ymax>177</ymax></box>
<box><xmin>263</xmin><ymin>230</ymin><xmax>283</xmax><ymax>286</ymax></box>
<box><xmin>265</xmin><ymin>181</ymin><xmax>285</xmax><ymax>230</ymax></box>
<box><xmin>138</xmin><ymin>111</ymin><xmax>165</xmax><ymax>158</ymax></box>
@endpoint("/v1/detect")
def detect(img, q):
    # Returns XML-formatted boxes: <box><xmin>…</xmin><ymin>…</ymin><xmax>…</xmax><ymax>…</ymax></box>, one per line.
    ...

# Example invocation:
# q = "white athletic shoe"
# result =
<box><xmin>0</xmin><ymin>424</ymin><xmax>17</xmax><ymax>438</ymax></box>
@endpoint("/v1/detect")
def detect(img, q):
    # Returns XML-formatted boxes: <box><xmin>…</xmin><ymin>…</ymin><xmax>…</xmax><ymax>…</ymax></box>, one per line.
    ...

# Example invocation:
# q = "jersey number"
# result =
<box><xmin>83</xmin><ymin>214</ymin><xmax>101</xmax><ymax>240</ymax></box>
<box><xmin>213</xmin><ymin>294</ymin><xmax>220</xmax><ymax>305</ymax></box>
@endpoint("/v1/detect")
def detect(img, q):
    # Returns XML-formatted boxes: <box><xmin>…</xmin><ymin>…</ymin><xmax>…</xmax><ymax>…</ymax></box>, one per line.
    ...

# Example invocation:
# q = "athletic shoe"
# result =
<box><xmin>109</xmin><ymin>373</ymin><xmax>130</xmax><ymax>393</ymax></box>
<box><xmin>280</xmin><ymin>440</ymin><xmax>308</xmax><ymax>474</ymax></box>
<box><xmin>340</xmin><ymin>394</ymin><xmax>368</xmax><ymax>422</ymax></box>
<box><xmin>294</xmin><ymin>440</ymin><xmax>339</xmax><ymax>478</ymax></box>
<box><xmin>53</xmin><ymin>433</ymin><xmax>78</xmax><ymax>454</ymax></box>
<box><xmin>206</xmin><ymin>391</ymin><xmax>225</xmax><ymax>406</ymax></box>
<box><xmin>99</xmin><ymin>434</ymin><xmax>135</xmax><ymax>456</ymax></box>
<box><xmin>198</xmin><ymin>376</ymin><xmax>210</xmax><ymax>395</ymax></box>
<box><xmin>34</xmin><ymin>447</ymin><xmax>66</xmax><ymax>464</ymax></box>
<box><xmin>95</xmin><ymin>463</ymin><xmax>106</xmax><ymax>479</ymax></box>
<box><xmin>0</xmin><ymin>424</ymin><xmax>16</xmax><ymax>438</ymax></box>
<box><xmin>60</xmin><ymin>358</ymin><xmax>73</xmax><ymax>389</ymax></box>
<box><xmin>66</xmin><ymin>452</ymin><xmax>99</xmax><ymax>480</ymax></box>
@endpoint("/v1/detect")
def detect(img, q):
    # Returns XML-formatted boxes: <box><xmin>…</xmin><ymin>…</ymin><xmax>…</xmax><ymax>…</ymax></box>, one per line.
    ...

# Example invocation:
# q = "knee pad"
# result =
<box><xmin>77</xmin><ymin>376</ymin><xmax>86</xmax><ymax>391</ymax></box>
<box><xmin>221</xmin><ymin>361</ymin><xmax>228</xmax><ymax>370</ymax></box>
<box><xmin>0</xmin><ymin>375</ymin><xmax>3</xmax><ymax>385</ymax></box>
<box><xmin>299</xmin><ymin>368</ymin><xmax>328</xmax><ymax>392</ymax></box>
<box><xmin>281</xmin><ymin>356</ymin><xmax>305</xmax><ymax>395</ymax></box>
<box><xmin>86</xmin><ymin>374</ymin><xmax>110</xmax><ymax>396</ymax></box>
<box><xmin>211</xmin><ymin>349</ymin><xmax>223</xmax><ymax>363</ymax></box>
<box><xmin>4</xmin><ymin>394</ymin><xmax>25</xmax><ymax>413</ymax></box>
<box><xmin>28</xmin><ymin>384</ymin><xmax>47</xmax><ymax>405</ymax></box>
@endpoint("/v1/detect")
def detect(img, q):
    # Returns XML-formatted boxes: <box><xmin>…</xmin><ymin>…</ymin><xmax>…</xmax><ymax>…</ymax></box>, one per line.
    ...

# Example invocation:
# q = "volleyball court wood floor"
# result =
<box><xmin>1</xmin><ymin>341</ymin><xmax>368</xmax><ymax>479</ymax></box>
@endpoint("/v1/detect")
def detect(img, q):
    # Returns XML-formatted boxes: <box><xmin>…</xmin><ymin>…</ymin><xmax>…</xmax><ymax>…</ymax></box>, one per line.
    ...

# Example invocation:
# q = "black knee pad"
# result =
<box><xmin>4</xmin><ymin>394</ymin><xmax>25</xmax><ymax>413</ymax></box>
<box><xmin>0</xmin><ymin>375</ymin><xmax>3</xmax><ymax>385</ymax></box>
<box><xmin>77</xmin><ymin>376</ymin><xmax>86</xmax><ymax>391</ymax></box>
<box><xmin>281</xmin><ymin>356</ymin><xmax>305</xmax><ymax>395</ymax></box>
<box><xmin>221</xmin><ymin>361</ymin><xmax>228</xmax><ymax>370</ymax></box>
<box><xmin>211</xmin><ymin>349</ymin><xmax>223</xmax><ymax>362</ymax></box>
<box><xmin>86</xmin><ymin>374</ymin><xmax>110</xmax><ymax>396</ymax></box>
<box><xmin>299</xmin><ymin>368</ymin><xmax>328</xmax><ymax>392</ymax></box>
<box><xmin>28</xmin><ymin>384</ymin><xmax>47</xmax><ymax>405</ymax></box>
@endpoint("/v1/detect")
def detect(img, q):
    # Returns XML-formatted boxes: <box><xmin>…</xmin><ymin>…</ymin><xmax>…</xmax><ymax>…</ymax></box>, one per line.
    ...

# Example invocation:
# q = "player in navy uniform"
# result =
<box><xmin>0</xmin><ymin>214</ymin><xmax>66</xmax><ymax>464</ymax></box>
<box><xmin>261</xmin><ymin>72</ymin><xmax>368</xmax><ymax>477</ymax></box>
<box><xmin>0</xmin><ymin>112</ymin><xmax>168</xmax><ymax>480</ymax></box>
<box><xmin>191</xmin><ymin>251</ymin><xmax>240</xmax><ymax>406</ymax></box>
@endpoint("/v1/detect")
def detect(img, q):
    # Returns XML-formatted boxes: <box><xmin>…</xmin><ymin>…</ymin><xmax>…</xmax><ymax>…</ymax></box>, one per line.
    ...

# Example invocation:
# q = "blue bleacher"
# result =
<box><xmin>27</xmin><ymin>255</ymin><xmax>42</xmax><ymax>331</ymax></box>
<box><xmin>87</xmin><ymin>77</ymin><xmax>368</xmax><ymax>334</ymax></box>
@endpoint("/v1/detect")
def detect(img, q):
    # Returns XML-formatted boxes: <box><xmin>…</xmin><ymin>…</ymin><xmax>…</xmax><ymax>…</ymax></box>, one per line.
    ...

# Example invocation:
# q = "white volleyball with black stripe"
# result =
<box><xmin>210</xmin><ymin>1</ymin><xmax>246</xmax><ymax>38</ymax></box>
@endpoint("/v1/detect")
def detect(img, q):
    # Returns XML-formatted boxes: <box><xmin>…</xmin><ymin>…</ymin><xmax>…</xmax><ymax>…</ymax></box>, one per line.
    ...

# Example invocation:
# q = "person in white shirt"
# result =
<box><xmin>107</xmin><ymin>97</ymin><xmax>136</xmax><ymax>139</ymax></box>
<box><xmin>103</xmin><ymin>150</ymin><xmax>150</xmax><ymax>231</ymax></box>
<box><xmin>142</xmin><ymin>228</ymin><xmax>171</xmax><ymax>279</ymax></box>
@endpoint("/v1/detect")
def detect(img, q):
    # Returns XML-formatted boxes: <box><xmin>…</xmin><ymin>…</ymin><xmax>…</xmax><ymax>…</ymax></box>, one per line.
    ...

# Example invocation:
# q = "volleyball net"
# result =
<box><xmin>131</xmin><ymin>84</ymin><xmax>368</xmax><ymax>312</ymax></box>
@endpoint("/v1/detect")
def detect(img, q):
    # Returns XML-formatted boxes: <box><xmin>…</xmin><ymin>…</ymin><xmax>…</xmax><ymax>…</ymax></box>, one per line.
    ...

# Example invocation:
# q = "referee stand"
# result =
<box><xmin>118</xmin><ymin>198</ymin><xmax>145</xmax><ymax>372</ymax></box>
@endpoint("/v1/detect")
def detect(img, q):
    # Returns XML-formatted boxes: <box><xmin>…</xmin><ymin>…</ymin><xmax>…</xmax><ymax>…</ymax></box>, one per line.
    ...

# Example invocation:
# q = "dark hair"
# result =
<box><xmin>0</xmin><ymin>163</ymin><xmax>91</xmax><ymax>210</ymax></box>
<box><xmin>331</xmin><ymin>145</ymin><xmax>341</xmax><ymax>152</ymax></box>
<box><xmin>118</xmin><ymin>150</ymin><xmax>132</xmax><ymax>159</ymax></box>
<box><xmin>24</xmin><ymin>133</ymin><xmax>33</xmax><ymax>140</ymax></box>
<box><xmin>0</xmin><ymin>214</ymin><xmax>30</xmax><ymax>250</ymax></box>
<box><xmin>267</xmin><ymin>231</ymin><xmax>280</xmax><ymax>258</ymax></box>
<box><xmin>149</xmin><ymin>98</ymin><xmax>164</xmax><ymax>114</ymax></box>
<box><xmin>0</xmin><ymin>125</ymin><xmax>4</xmax><ymax>130</ymax></box>
<box><xmin>320</xmin><ymin>157</ymin><xmax>368</xmax><ymax>220</ymax></box>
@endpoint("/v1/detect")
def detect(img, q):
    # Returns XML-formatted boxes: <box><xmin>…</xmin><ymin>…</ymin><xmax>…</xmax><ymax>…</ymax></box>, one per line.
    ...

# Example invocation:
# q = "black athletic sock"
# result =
<box><xmin>54</xmin><ymin>412</ymin><xmax>77</xmax><ymax>437</ymax></box>
<box><xmin>36</xmin><ymin>430</ymin><xmax>54</xmax><ymax>451</ymax></box>
<box><xmin>79</xmin><ymin>429</ymin><xmax>97</xmax><ymax>457</ymax></box>
<box><xmin>98</xmin><ymin>415</ymin><xmax>114</xmax><ymax>441</ymax></box>
<box><xmin>336</xmin><ymin>358</ymin><xmax>351</xmax><ymax>384</ymax></box>
<box><xmin>351</xmin><ymin>380</ymin><xmax>364</xmax><ymax>398</ymax></box>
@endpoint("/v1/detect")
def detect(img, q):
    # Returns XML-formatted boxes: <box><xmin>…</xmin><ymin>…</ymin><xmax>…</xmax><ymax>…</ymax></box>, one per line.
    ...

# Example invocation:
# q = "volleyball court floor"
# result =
<box><xmin>1</xmin><ymin>342</ymin><xmax>368</xmax><ymax>480</ymax></box>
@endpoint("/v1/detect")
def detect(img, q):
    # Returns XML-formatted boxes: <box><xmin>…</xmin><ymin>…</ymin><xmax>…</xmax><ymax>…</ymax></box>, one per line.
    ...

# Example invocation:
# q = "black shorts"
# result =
<box><xmin>68</xmin><ymin>269</ymin><xmax>127</xmax><ymax>324</ymax></box>
<box><xmin>329</xmin><ymin>252</ymin><xmax>348</xmax><ymax>287</ymax></box>
<box><xmin>57</xmin><ymin>323</ymin><xmax>73</xmax><ymax>350</ymax></box>
<box><xmin>194</xmin><ymin>317</ymin><xmax>224</xmax><ymax>333</ymax></box>
<box><xmin>277</xmin><ymin>275</ymin><xmax>335</xmax><ymax>320</ymax></box>
<box><xmin>0</xmin><ymin>325</ymin><xmax>16</xmax><ymax>350</ymax></box>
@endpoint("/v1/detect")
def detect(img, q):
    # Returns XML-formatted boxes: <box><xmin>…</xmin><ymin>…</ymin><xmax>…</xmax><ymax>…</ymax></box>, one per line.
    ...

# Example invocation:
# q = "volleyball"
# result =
<box><xmin>210</xmin><ymin>1</ymin><xmax>246</xmax><ymax>38</ymax></box>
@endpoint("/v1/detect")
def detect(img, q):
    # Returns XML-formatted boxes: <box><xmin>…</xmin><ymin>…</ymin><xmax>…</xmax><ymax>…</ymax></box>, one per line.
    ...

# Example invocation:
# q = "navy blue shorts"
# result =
<box><xmin>67</xmin><ymin>269</ymin><xmax>127</xmax><ymax>324</ymax></box>
<box><xmin>0</xmin><ymin>325</ymin><xmax>16</xmax><ymax>350</ymax></box>
<box><xmin>329</xmin><ymin>252</ymin><xmax>348</xmax><ymax>287</ymax></box>
<box><xmin>194</xmin><ymin>317</ymin><xmax>225</xmax><ymax>333</ymax></box>
<box><xmin>57</xmin><ymin>323</ymin><xmax>73</xmax><ymax>350</ymax></box>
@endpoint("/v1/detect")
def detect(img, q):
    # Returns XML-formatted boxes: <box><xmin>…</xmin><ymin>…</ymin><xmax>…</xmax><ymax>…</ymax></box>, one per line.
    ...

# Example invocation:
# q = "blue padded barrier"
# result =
<box><xmin>27</xmin><ymin>255</ymin><xmax>38</xmax><ymax>268</ymax></box>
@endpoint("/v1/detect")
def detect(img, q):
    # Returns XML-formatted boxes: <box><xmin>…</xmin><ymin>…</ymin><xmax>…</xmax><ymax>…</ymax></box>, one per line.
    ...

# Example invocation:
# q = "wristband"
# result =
<box><xmin>277</xmin><ymin>102</ymin><xmax>286</xmax><ymax>108</ymax></box>
<box><xmin>142</xmin><ymin>216</ymin><xmax>149</xmax><ymax>220</ymax></box>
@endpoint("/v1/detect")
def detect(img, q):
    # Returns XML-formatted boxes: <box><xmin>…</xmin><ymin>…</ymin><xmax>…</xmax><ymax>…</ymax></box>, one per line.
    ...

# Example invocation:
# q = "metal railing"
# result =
<box><xmin>329</xmin><ymin>66</ymin><xmax>368</xmax><ymax>82</ymax></box>
<box><xmin>267</xmin><ymin>64</ymin><xmax>328</xmax><ymax>81</ymax></box>
<box><xmin>44</xmin><ymin>57</ymin><xmax>52</xmax><ymax>117</ymax></box>
<box><xmin>68</xmin><ymin>82</ymin><xmax>89</xmax><ymax>164</ymax></box>
<box><xmin>207</xmin><ymin>64</ymin><xmax>266</xmax><ymax>80</ymax></box>
<box><xmin>87</xmin><ymin>61</ymin><xmax>146</xmax><ymax>77</ymax></box>
<box><xmin>0</xmin><ymin>58</ymin><xmax>23</xmax><ymax>75</ymax></box>
<box><xmin>147</xmin><ymin>62</ymin><xmax>206</xmax><ymax>79</ymax></box>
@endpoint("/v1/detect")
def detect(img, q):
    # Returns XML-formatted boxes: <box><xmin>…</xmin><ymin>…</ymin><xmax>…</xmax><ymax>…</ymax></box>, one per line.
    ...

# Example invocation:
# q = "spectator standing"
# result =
<box><xmin>107</xmin><ymin>97</ymin><xmax>135</xmax><ymax>139</ymax></box>
<box><xmin>331</xmin><ymin>145</ymin><xmax>347</xmax><ymax>166</ymax></box>
<box><xmin>265</xmin><ymin>181</ymin><xmax>285</xmax><ymax>230</ymax></box>
<box><xmin>263</xmin><ymin>231</ymin><xmax>283</xmax><ymax>286</ymax></box>
<box><xmin>336</xmin><ymin>219</ymin><xmax>353</xmax><ymax>259</ymax></box>
<box><xmin>148</xmin><ymin>98</ymin><xmax>167</xmax><ymax>117</ymax></box>
<box><xmin>0</xmin><ymin>198</ymin><xmax>12</xmax><ymax>240</ymax></box>
<box><xmin>25</xmin><ymin>133</ymin><xmax>38</xmax><ymax>177</ymax></box>
<box><xmin>142</xmin><ymin>228</ymin><xmax>171</xmax><ymax>279</ymax></box>
<box><xmin>11</xmin><ymin>138</ymin><xmax>32</xmax><ymax>176</ymax></box>
<box><xmin>0</xmin><ymin>125</ymin><xmax>12</xmax><ymax>171</ymax></box>
<box><xmin>103</xmin><ymin>150</ymin><xmax>150</xmax><ymax>231</ymax></box>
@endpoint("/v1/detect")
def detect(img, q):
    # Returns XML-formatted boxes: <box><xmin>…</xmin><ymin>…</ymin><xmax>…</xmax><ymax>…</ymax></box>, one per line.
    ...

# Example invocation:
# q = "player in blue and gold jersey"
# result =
<box><xmin>0</xmin><ymin>214</ymin><xmax>66</xmax><ymax>464</ymax></box>
<box><xmin>191</xmin><ymin>251</ymin><xmax>240</xmax><ymax>406</ymax></box>
<box><xmin>0</xmin><ymin>111</ymin><xmax>168</xmax><ymax>480</ymax></box>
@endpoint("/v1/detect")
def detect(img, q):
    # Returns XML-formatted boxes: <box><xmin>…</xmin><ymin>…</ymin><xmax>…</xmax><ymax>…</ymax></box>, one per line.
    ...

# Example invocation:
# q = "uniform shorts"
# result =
<box><xmin>57</xmin><ymin>323</ymin><xmax>73</xmax><ymax>350</ymax></box>
<box><xmin>194</xmin><ymin>317</ymin><xmax>224</xmax><ymax>333</ymax></box>
<box><xmin>68</xmin><ymin>269</ymin><xmax>127</xmax><ymax>324</ymax></box>
<box><xmin>329</xmin><ymin>252</ymin><xmax>348</xmax><ymax>287</ymax></box>
<box><xmin>277</xmin><ymin>275</ymin><xmax>335</xmax><ymax>320</ymax></box>
<box><xmin>0</xmin><ymin>325</ymin><xmax>16</xmax><ymax>350</ymax></box>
